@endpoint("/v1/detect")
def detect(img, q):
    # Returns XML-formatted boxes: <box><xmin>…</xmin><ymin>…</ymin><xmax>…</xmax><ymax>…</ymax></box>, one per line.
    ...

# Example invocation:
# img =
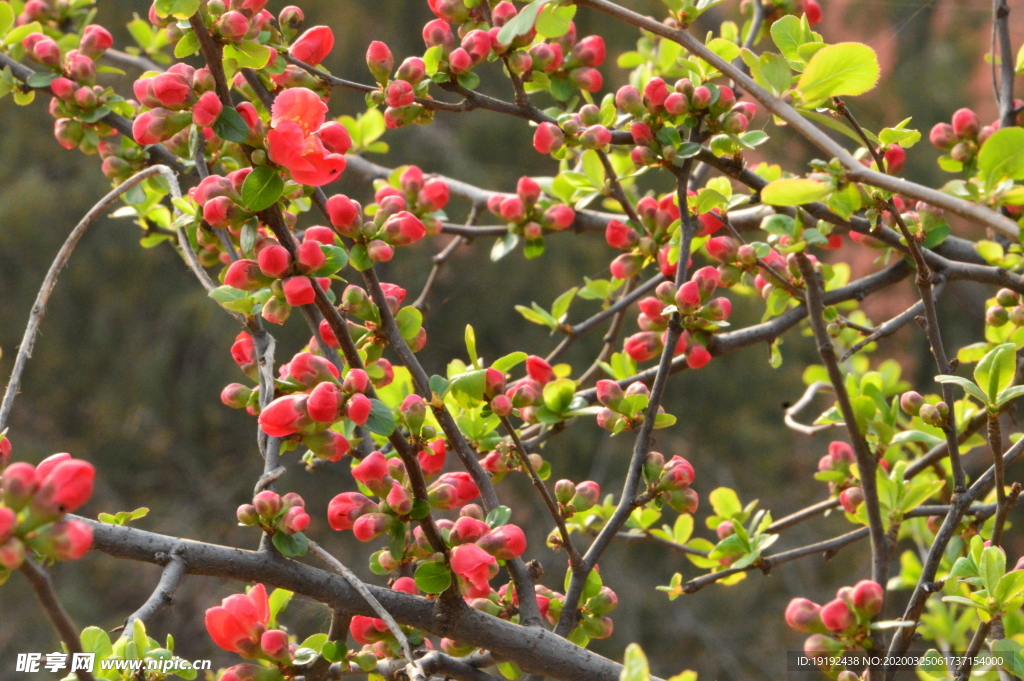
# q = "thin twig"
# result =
<box><xmin>0</xmin><ymin>165</ymin><xmax>173</xmax><ymax>432</ymax></box>
<box><xmin>118</xmin><ymin>549</ymin><xmax>187</xmax><ymax>637</ymax></box>
<box><xmin>20</xmin><ymin>558</ymin><xmax>96</xmax><ymax>681</ymax></box>
<box><xmin>309</xmin><ymin>541</ymin><xmax>414</xmax><ymax>663</ymax></box>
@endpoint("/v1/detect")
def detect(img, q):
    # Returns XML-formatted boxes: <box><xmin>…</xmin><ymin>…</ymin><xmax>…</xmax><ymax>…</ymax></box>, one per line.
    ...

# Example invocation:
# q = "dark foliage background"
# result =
<box><xmin>0</xmin><ymin>0</ymin><xmax>1020</xmax><ymax>677</ymax></box>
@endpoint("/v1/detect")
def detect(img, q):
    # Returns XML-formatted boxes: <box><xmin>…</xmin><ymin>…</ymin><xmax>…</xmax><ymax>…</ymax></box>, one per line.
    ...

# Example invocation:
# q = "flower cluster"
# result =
<box><xmin>644</xmin><ymin>451</ymin><xmax>699</xmax><ymax>514</ymax></box>
<box><xmin>365</xmin><ymin>165</ymin><xmax>450</xmax><ymax>236</ymax></box>
<box><xmin>594</xmin><ymin>380</ymin><xmax>675</xmax><ymax>432</ymax></box>
<box><xmin>486</xmin><ymin>176</ymin><xmax>576</xmax><ymax>245</ymax></box>
<box><xmin>206</xmin><ymin>583</ymin><xmax>297</xmax><ymax>667</ymax></box>
<box><xmin>326</xmin><ymin>183</ymin><xmax>429</xmax><ymax>265</ymax></box>
<box><xmin>621</xmin><ymin>79</ymin><xmax>758</xmax><ymax>166</ymax></box>
<box><xmin>929</xmin><ymin>106</ymin><xmax>1014</xmax><ymax>167</ymax></box>
<box><xmin>621</xmin><ymin>265</ymin><xmax>730</xmax><ymax>369</ymax></box>
<box><xmin>0</xmin><ymin>449</ymin><xmax>95</xmax><ymax>578</ymax></box>
<box><xmin>785</xmin><ymin>581</ymin><xmax>884</xmax><ymax>675</ymax></box>
<box><xmin>237</xmin><ymin>490</ymin><xmax>311</xmax><ymax>536</ymax></box>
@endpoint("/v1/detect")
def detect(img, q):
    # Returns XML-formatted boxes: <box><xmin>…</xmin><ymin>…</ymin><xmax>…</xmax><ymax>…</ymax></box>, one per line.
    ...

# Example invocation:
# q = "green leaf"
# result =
<box><xmin>241</xmin><ymin>166</ymin><xmax>284</xmax><ymax>212</ymax></box>
<box><xmin>551</xmin><ymin>287</ymin><xmax>578</xmax><ymax>321</ymax></box>
<box><xmin>935</xmin><ymin>374</ymin><xmax>990</xmax><ymax>405</ymax></box>
<box><xmin>449</xmin><ymin>369</ymin><xmax>487</xmax><ymax>407</ymax></box>
<box><xmin>996</xmin><ymin>569</ymin><xmax>1024</xmax><ymax>604</ymax></box>
<box><xmin>4</xmin><ymin>21</ymin><xmax>42</xmax><ymax>46</ymax></box>
<box><xmin>414</xmin><ymin>561</ymin><xmax>452</xmax><ymax>593</ymax></box>
<box><xmin>974</xmin><ymin>342</ymin><xmax>1016</xmax><ymax>402</ymax></box>
<box><xmin>268</xmin><ymin>588</ymin><xmax>293</xmax><ymax>628</ymax></box>
<box><xmin>322</xmin><ymin>640</ymin><xmax>347</xmax><ymax>663</ymax></box>
<box><xmin>796</xmin><ymin>42</ymin><xmax>880</xmax><ymax>103</ymax></box>
<box><xmin>709</xmin><ymin>487</ymin><xmax>742</xmax><ymax>519</ymax></box>
<box><xmin>770</xmin><ymin>15</ymin><xmax>813</xmax><ymax>63</ymax></box>
<box><xmin>26</xmin><ymin>72</ymin><xmax>57</xmax><ymax>89</ymax></box>
<box><xmin>491</xmin><ymin>233</ymin><xmax>519</xmax><ymax>261</ymax></box>
<box><xmin>81</xmin><ymin>626</ymin><xmax>113</xmax><ymax>659</ymax></box>
<box><xmin>396</xmin><ymin>306</ymin><xmax>423</xmax><ymax>341</ymax></box>
<box><xmin>978</xmin><ymin>127</ymin><xmax>1024</xmax><ymax>189</ymax></box>
<box><xmin>223</xmin><ymin>41</ymin><xmax>272</xmax><ymax>69</ymax></box>
<box><xmin>536</xmin><ymin>3</ymin><xmax>576</xmax><ymax>38</ymax></box>
<box><xmin>272</xmin><ymin>530</ymin><xmax>309</xmax><ymax>557</ymax></box>
<box><xmin>154</xmin><ymin>0</ymin><xmax>200</xmax><ymax>19</ymax></box>
<box><xmin>497</xmin><ymin>0</ymin><xmax>548</xmax><ymax>46</ymax></box>
<box><xmin>349</xmin><ymin>244</ymin><xmax>373</xmax><ymax>271</ymax></box>
<box><xmin>365</xmin><ymin>399</ymin><xmax>396</xmax><ymax>436</ymax></box>
<box><xmin>980</xmin><ymin>545</ymin><xmax>1007</xmax><ymax>595</ymax></box>
<box><xmin>673</xmin><ymin>514</ymin><xmax>694</xmax><ymax>544</ymax></box>
<box><xmin>311</xmin><ymin>244</ymin><xmax>349</xmax><ymax>277</ymax></box>
<box><xmin>761</xmin><ymin>178</ymin><xmax>831</xmax><ymax>205</ymax></box>
<box><xmin>213</xmin><ymin>106</ymin><xmax>251</xmax><ymax>144</ymax></box>
<box><xmin>429</xmin><ymin>374</ymin><xmax>450</xmax><ymax>396</ymax></box>
<box><xmin>0</xmin><ymin>2</ymin><xmax>15</xmax><ymax>38</ymax></box>
<box><xmin>542</xmin><ymin>378</ymin><xmax>576</xmax><ymax>414</ymax></box>
<box><xmin>996</xmin><ymin>385</ymin><xmax>1024</xmax><ymax>408</ymax></box>
<box><xmin>486</xmin><ymin>505</ymin><xmax>512</xmax><ymax>527</ymax></box>
<box><xmin>133</xmin><ymin>619</ymin><xmax>148</xmax><ymax>656</ymax></box>
<box><xmin>173</xmin><ymin>30</ymin><xmax>200</xmax><ymax>58</ymax></box>
<box><xmin>620</xmin><ymin>643</ymin><xmax>651</xmax><ymax>681</ymax></box>
<box><xmin>465</xmin><ymin>324</ymin><xmax>478</xmax><ymax>367</ymax></box>
<box><xmin>492</xmin><ymin>352</ymin><xmax>528</xmax><ymax>373</ymax></box>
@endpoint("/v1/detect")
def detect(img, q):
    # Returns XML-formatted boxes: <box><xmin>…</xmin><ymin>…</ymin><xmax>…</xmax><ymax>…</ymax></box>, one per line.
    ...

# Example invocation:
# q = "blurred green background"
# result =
<box><xmin>0</xmin><ymin>0</ymin><xmax>1021</xmax><ymax>678</ymax></box>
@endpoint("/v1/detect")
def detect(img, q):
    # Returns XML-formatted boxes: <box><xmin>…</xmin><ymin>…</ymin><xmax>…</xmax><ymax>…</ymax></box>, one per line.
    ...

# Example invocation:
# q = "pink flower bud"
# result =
<box><xmin>346</xmin><ymin>393</ymin><xmax>373</xmax><ymax>426</ymax></box>
<box><xmin>257</xmin><ymin>244</ymin><xmax>292</xmax><ymax>278</ymax></box>
<box><xmin>675</xmin><ymin>280</ymin><xmax>702</xmax><ymax>312</ymax></box>
<box><xmin>615</xmin><ymin>84</ymin><xmax>646</xmax><ymax>117</ymax></box>
<box><xmin>221</xmin><ymin>383</ymin><xmax>253</xmax><ymax>409</ymax></box>
<box><xmin>605</xmin><ymin>219</ymin><xmax>638</xmax><ymax>250</ymax></box>
<box><xmin>366</xmin><ymin>41</ymin><xmax>394</xmax><ymax>83</ymax></box>
<box><xmin>397</xmin><ymin>57</ymin><xmax>427</xmax><ymax>83</ymax></box>
<box><xmin>929</xmin><ymin>122</ymin><xmax>956</xmax><ymax>149</ymax></box>
<box><xmin>839</xmin><ymin>487</ymin><xmax>864</xmax><ymax>514</ymax></box>
<box><xmin>423</xmin><ymin>18</ymin><xmax>456</xmax><ymax>51</ymax></box>
<box><xmin>325</xmin><ymin>194</ymin><xmax>362</xmax><ymax>235</ymax></box>
<box><xmin>217</xmin><ymin>11</ymin><xmax>251</xmax><ymax>41</ymax></box>
<box><xmin>624</xmin><ymin>332</ymin><xmax>662</xmax><ymax>362</ymax></box>
<box><xmin>596</xmin><ymin>379</ymin><xmax>624</xmax><ymax>409</ymax></box>
<box><xmin>260</xmin><ymin>629</ymin><xmax>290</xmax><ymax>660</ymax></box>
<box><xmin>367</xmin><ymin>239</ymin><xmax>394</xmax><ymax>262</ymax></box>
<box><xmin>79</xmin><ymin>25</ymin><xmax>113</xmax><ymax>60</ymax></box>
<box><xmin>579</xmin><ymin>124</ymin><xmax>611</xmax><ymax>149</ymax></box>
<box><xmin>386</xmin><ymin>483</ymin><xmax>414</xmax><ymax>516</ymax></box>
<box><xmin>258</xmin><ymin>394</ymin><xmax>310</xmax><ymax>437</ymax></box>
<box><xmin>33</xmin><ymin>459</ymin><xmax>95</xmax><ymax>519</ymax></box>
<box><xmin>479</xmin><ymin>523</ymin><xmax>527</xmax><ymax>560</ymax></box>
<box><xmin>0</xmin><ymin>506</ymin><xmax>16</xmax><ymax>544</ymax></box>
<box><xmin>691</xmin><ymin>86</ymin><xmax>712</xmax><ymax>109</ymax></box>
<box><xmin>704</xmin><ymin>296</ymin><xmax>732</xmax><ymax>321</ymax></box>
<box><xmin>569</xmin><ymin>67</ymin><xmax>603</xmax><ymax>92</ymax></box>
<box><xmin>571</xmin><ymin>481</ymin><xmax>601</xmax><ymax>511</ymax></box>
<box><xmin>900</xmin><ymin>391</ymin><xmax>924</xmax><ymax>416</ymax></box>
<box><xmin>282</xmin><ymin>276</ymin><xmax>315</xmax><ymax>306</ymax></box>
<box><xmin>290</xmin><ymin>25</ymin><xmax>334</xmax><ymax>65</ymax></box>
<box><xmin>610</xmin><ymin>253</ymin><xmax>643</xmax><ymax>280</ymax></box>
<box><xmin>571</xmin><ymin>35</ymin><xmax>605</xmax><ymax>67</ymax></box>
<box><xmin>526</xmin><ymin>356</ymin><xmax>555</xmax><ymax>385</ymax></box>
<box><xmin>0</xmin><ymin>537</ymin><xmax>26</xmax><ymax>569</ymax></box>
<box><xmin>448</xmin><ymin>47</ymin><xmax>473</xmax><ymax>74</ymax></box>
<box><xmin>785</xmin><ymin>598</ymin><xmax>824</xmax><ymax>633</ymax></box>
<box><xmin>253</xmin><ymin>490</ymin><xmax>283</xmax><ymax>518</ymax></box>
<box><xmin>490</xmin><ymin>394</ymin><xmax>513</xmax><ymax>416</ymax></box>
<box><xmin>450</xmin><ymin>516</ymin><xmax>490</xmax><ymax>545</ymax></box>
<box><xmin>295</xmin><ymin>240</ymin><xmax>326</xmax><ymax>273</ymax></box>
<box><xmin>820</xmin><ymin>598</ymin><xmax>855</xmax><ymax>632</ymax></box>
<box><xmin>40</xmin><ymin>519</ymin><xmax>93</xmax><ymax>560</ymax></box>
<box><xmin>383</xmin><ymin>211</ymin><xmax>426</xmax><ymax>246</ymax></box>
<box><xmin>829</xmin><ymin>441</ymin><xmax>855</xmax><ymax>466</ymax></box>
<box><xmin>385</xmin><ymin>79</ymin><xmax>416</xmax><ymax>108</ymax></box>
<box><xmin>533</xmin><ymin>122</ymin><xmax>565</xmax><ymax>154</ymax></box>
<box><xmin>630</xmin><ymin>121</ymin><xmax>654</xmax><ymax>146</ymax></box>
<box><xmin>951</xmin><ymin>108</ymin><xmax>980</xmax><ymax>139</ymax></box>
<box><xmin>804</xmin><ymin>0</ymin><xmax>823</xmax><ymax>23</ymax></box>
<box><xmin>327</xmin><ymin>492</ymin><xmax>376</xmax><ymax>531</ymax></box>
<box><xmin>353</xmin><ymin>513</ymin><xmax>392</xmax><ymax>541</ymax></box>
<box><xmin>643</xmin><ymin>77</ymin><xmax>669</xmax><ymax>109</ymax></box>
<box><xmin>461</xmin><ymin>29</ymin><xmax>492</xmax><ymax>64</ymax></box>
<box><xmin>307</xmin><ymin>382</ymin><xmax>342</xmax><ymax>423</ymax></box>
<box><xmin>193</xmin><ymin>91</ymin><xmax>223</xmax><ymax>127</ymax></box>
<box><xmin>851</xmin><ymin>580</ymin><xmax>883</xmax><ymax>617</ymax></box>
<box><xmin>451</xmin><ymin>543</ymin><xmax>497</xmax><ymax>597</ymax></box>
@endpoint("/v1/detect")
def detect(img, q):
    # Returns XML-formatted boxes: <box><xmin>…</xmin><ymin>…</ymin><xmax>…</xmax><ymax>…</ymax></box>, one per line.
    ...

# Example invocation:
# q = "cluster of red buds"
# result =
<box><xmin>621</xmin><ymin>265</ymin><xmax>729</xmax><ymax>369</ymax></box>
<box><xmin>594</xmin><ymin>380</ymin><xmax>674</xmax><ymax>431</ymax></box>
<box><xmin>0</xmin><ymin>450</ymin><xmax>95</xmax><ymax>576</ymax></box>
<box><xmin>606</xmin><ymin>192</ymin><xmax>724</xmax><ymax>285</ymax></box>
<box><xmin>174</xmin><ymin>0</ymin><xmax>274</xmax><ymax>46</ymax></box>
<box><xmin>192</xmin><ymin>170</ymin><xmax>258</xmax><ymax>235</ymax></box>
<box><xmin>983</xmin><ymin>288</ymin><xmax>1024</xmax><ymax>330</ymax></box>
<box><xmin>336</xmin><ymin>281</ymin><xmax>428</xmax><ymax>354</ymax></box>
<box><xmin>899</xmin><ymin>390</ymin><xmax>948</xmax><ymax>429</ymax></box>
<box><xmin>929</xmin><ymin>106</ymin><xmax>1018</xmax><ymax>166</ymax></box>
<box><xmin>785</xmin><ymin>581</ymin><xmax>884</xmax><ymax>675</ymax></box>
<box><xmin>621</xmin><ymin>79</ymin><xmax>757</xmax><ymax>167</ymax></box>
<box><xmin>643</xmin><ymin>451</ymin><xmax>698</xmax><ymax>514</ymax></box>
<box><xmin>366</xmin><ymin>165</ymin><xmax>451</xmax><ymax>236</ymax></box>
<box><xmin>22</xmin><ymin>25</ymin><xmax>115</xmax><ymax>152</ymax></box>
<box><xmin>495</xmin><ymin>355</ymin><xmax>559</xmax><ymax>424</ymax></box>
<box><xmin>814</xmin><ymin>441</ymin><xmax>870</xmax><ymax>514</ymax></box>
<box><xmin>326</xmin><ymin>185</ymin><xmax>428</xmax><ymax>265</ymax></box>
<box><xmin>360</xmin><ymin>40</ymin><xmax>435</xmax><ymax>130</ymax></box>
<box><xmin>553</xmin><ymin>479</ymin><xmax>601</xmax><ymax>516</ymax></box>
<box><xmin>237</xmin><ymin>490</ymin><xmax>310</xmax><ymax>537</ymax></box>
<box><xmin>206</xmin><ymin>583</ymin><xmax>299</xmax><ymax>668</ymax></box>
<box><xmin>487</xmin><ymin>176</ymin><xmax>576</xmax><ymax>244</ymax></box>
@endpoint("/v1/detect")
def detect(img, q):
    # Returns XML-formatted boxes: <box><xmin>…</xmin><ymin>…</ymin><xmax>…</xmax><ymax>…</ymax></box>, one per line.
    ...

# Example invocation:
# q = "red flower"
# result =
<box><xmin>205</xmin><ymin>584</ymin><xmax>270</xmax><ymax>656</ymax></box>
<box><xmin>266</xmin><ymin>88</ymin><xmax>347</xmax><ymax>187</ymax></box>
<box><xmin>193</xmin><ymin>91</ymin><xmax>223</xmax><ymax>127</ymax></box>
<box><xmin>327</xmin><ymin>492</ymin><xmax>376</xmax><ymax>531</ymax></box>
<box><xmin>289</xmin><ymin>26</ymin><xmax>334</xmax><ymax>66</ymax></box>
<box><xmin>282</xmin><ymin>276</ymin><xmax>316</xmax><ymax>305</ymax></box>
<box><xmin>451</xmin><ymin>543</ymin><xmax>497</xmax><ymax>597</ymax></box>
<box><xmin>525</xmin><ymin>355</ymin><xmax>555</xmax><ymax>385</ymax></box>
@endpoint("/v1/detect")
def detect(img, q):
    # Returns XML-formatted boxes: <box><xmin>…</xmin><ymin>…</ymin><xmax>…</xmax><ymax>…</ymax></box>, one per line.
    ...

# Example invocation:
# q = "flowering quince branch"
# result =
<box><xmin>6</xmin><ymin>0</ymin><xmax>1024</xmax><ymax>679</ymax></box>
<box><xmin>118</xmin><ymin>547</ymin><xmax>187</xmax><ymax>638</ymax></box>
